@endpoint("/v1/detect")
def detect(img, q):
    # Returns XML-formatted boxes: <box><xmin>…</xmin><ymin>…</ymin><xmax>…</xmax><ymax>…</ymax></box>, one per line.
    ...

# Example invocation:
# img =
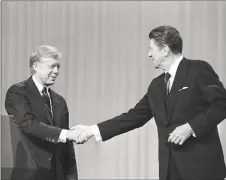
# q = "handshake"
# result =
<box><xmin>66</xmin><ymin>125</ymin><xmax>94</xmax><ymax>144</ymax></box>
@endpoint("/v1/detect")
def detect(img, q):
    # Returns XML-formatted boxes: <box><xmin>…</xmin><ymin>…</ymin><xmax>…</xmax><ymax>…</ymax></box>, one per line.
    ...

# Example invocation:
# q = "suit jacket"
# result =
<box><xmin>97</xmin><ymin>58</ymin><xmax>226</xmax><ymax>180</ymax></box>
<box><xmin>5</xmin><ymin>76</ymin><xmax>78</xmax><ymax>180</ymax></box>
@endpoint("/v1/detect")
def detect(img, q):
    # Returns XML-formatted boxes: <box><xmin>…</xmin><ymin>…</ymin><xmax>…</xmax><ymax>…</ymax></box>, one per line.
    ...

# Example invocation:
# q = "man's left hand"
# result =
<box><xmin>168</xmin><ymin>123</ymin><xmax>193</xmax><ymax>145</ymax></box>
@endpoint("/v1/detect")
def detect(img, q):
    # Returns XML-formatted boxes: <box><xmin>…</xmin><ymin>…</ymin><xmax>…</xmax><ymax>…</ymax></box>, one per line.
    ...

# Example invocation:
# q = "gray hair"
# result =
<box><xmin>29</xmin><ymin>45</ymin><xmax>61</xmax><ymax>74</ymax></box>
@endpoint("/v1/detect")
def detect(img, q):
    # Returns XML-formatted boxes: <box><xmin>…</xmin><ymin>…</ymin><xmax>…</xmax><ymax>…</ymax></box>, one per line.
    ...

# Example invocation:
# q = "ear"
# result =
<box><xmin>32</xmin><ymin>62</ymin><xmax>39</xmax><ymax>71</ymax></box>
<box><xmin>161</xmin><ymin>45</ymin><xmax>170</xmax><ymax>56</ymax></box>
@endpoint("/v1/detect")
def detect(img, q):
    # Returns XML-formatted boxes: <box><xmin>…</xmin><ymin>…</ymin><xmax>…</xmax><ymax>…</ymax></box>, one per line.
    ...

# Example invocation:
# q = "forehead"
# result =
<box><xmin>149</xmin><ymin>39</ymin><xmax>159</xmax><ymax>48</ymax></box>
<box><xmin>39</xmin><ymin>57</ymin><xmax>60</xmax><ymax>65</ymax></box>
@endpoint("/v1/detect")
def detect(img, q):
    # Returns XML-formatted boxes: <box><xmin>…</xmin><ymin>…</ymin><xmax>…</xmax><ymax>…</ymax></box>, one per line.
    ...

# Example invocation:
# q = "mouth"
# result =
<box><xmin>50</xmin><ymin>76</ymin><xmax>57</xmax><ymax>80</ymax></box>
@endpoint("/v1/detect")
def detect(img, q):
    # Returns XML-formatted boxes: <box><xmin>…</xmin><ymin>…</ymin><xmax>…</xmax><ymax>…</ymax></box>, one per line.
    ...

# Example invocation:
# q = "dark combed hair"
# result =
<box><xmin>149</xmin><ymin>25</ymin><xmax>183</xmax><ymax>54</ymax></box>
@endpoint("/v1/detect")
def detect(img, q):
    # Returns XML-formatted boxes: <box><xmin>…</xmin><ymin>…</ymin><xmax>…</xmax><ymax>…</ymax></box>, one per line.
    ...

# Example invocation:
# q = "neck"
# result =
<box><xmin>33</xmin><ymin>74</ymin><xmax>46</xmax><ymax>87</ymax></box>
<box><xmin>163</xmin><ymin>53</ymin><xmax>181</xmax><ymax>72</ymax></box>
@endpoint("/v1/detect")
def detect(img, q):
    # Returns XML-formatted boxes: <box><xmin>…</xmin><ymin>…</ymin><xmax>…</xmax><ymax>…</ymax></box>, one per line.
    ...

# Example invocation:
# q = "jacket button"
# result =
<box><xmin>48</xmin><ymin>157</ymin><xmax>52</xmax><ymax>161</ymax></box>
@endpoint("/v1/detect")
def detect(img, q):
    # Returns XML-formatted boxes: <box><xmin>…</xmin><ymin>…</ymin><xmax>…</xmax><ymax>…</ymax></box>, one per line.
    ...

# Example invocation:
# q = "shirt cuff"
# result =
<box><xmin>58</xmin><ymin>129</ymin><xmax>69</xmax><ymax>143</ymax></box>
<box><xmin>91</xmin><ymin>125</ymin><xmax>102</xmax><ymax>141</ymax></box>
<box><xmin>187</xmin><ymin>123</ymin><xmax>196</xmax><ymax>137</ymax></box>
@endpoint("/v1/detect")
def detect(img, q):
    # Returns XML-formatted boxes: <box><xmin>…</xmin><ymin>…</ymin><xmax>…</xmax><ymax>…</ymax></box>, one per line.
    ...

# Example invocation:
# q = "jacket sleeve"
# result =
<box><xmin>5</xmin><ymin>85</ymin><xmax>63</xmax><ymax>143</ymax></box>
<box><xmin>98</xmin><ymin>93</ymin><xmax>153</xmax><ymax>141</ymax></box>
<box><xmin>189</xmin><ymin>61</ymin><xmax>226</xmax><ymax>139</ymax></box>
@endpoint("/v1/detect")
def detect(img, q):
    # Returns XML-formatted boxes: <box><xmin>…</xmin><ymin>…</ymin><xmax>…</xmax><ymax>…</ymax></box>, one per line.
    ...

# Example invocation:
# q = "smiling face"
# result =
<box><xmin>148</xmin><ymin>39</ymin><xmax>166</xmax><ymax>70</ymax></box>
<box><xmin>33</xmin><ymin>57</ymin><xmax>60</xmax><ymax>86</ymax></box>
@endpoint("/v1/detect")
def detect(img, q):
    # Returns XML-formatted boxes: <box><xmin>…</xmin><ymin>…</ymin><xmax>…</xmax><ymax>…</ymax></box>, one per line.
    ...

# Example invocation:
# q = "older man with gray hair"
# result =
<box><xmin>5</xmin><ymin>45</ymin><xmax>84</xmax><ymax>180</ymax></box>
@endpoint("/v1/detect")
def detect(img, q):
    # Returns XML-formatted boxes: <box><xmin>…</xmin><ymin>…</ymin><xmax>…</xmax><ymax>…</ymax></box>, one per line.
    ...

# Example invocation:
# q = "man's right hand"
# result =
<box><xmin>66</xmin><ymin>127</ymin><xmax>91</xmax><ymax>144</ymax></box>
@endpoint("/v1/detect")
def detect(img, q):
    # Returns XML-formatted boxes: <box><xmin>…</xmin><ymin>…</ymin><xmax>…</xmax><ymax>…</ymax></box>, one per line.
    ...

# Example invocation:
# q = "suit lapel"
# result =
<box><xmin>26</xmin><ymin>76</ymin><xmax>54</xmax><ymax>125</ymax></box>
<box><xmin>49</xmin><ymin>89</ymin><xmax>61</xmax><ymax>128</ymax></box>
<box><xmin>166</xmin><ymin>58</ymin><xmax>189</xmax><ymax>124</ymax></box>
<box><xmin>151</xmin><ymin>74</ymin><xmax>168</xmax><ymax>125</ymax></box>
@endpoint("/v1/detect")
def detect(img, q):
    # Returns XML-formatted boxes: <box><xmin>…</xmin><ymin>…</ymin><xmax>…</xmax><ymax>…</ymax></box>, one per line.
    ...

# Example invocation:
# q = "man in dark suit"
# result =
<box><xmin>73</xmin><ymin>26</ymin><xmax>226</xmax><ymax>180</ymax></box>
<box><xmin>5</xmin><ymin>45</ymin><xmax>84</xmax><ymax>180</ymax></box>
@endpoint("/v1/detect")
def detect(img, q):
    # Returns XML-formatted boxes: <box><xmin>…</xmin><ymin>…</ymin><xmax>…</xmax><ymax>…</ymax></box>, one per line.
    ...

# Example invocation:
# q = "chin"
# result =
<box><xmin>45</xmin><ymin>81</ymin><xmax>55</xmax><ymax>86</ymax></box>
<box><xmin>154</xmin><ymin>64</ymin><xmax>160</xmax><ymax>69</ymax></box>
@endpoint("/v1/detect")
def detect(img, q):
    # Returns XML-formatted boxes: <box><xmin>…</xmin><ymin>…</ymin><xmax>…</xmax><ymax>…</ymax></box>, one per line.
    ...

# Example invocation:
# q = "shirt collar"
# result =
<box><xmin>168</xmin><ymin>55</ymin><xmax>183</xmax><ymax>78</ymax></box>
<box><xmin>32</xmin><ymin>75</ymin><xmax>50</xmax><ymax>93</ymax></box>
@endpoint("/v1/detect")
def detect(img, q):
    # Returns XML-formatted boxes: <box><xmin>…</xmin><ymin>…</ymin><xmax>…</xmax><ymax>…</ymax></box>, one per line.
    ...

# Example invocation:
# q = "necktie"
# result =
<box><xmin>164</xmin><ymin>73</ymin><xmax>171</xmax><ymax>115</ymax></box>
<box><xmin>42</xmin><ymin>87</ymin><xmax>52</xmax><ymax>112</ymax></box>
<box><xmin>164</xmin><ymin>72</ymin><xmax>171</xmax><ymax>95</ymax></box>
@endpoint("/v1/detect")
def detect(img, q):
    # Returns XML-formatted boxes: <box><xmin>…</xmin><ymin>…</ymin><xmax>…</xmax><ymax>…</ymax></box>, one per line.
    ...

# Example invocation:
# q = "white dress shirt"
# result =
<box><xmin>91</xmin><ymin>55</ymin><xmax>195</xmax><ymax>141</ymax></box>
<box><xmin>167</xmin><ymin>55</ymin><xmax>183</xmax><ymax>91</ymax></box>
<box><xmin>32</xmin><ymin>76</ymin><xmax>68</xmax><ymax>143</ymax></box>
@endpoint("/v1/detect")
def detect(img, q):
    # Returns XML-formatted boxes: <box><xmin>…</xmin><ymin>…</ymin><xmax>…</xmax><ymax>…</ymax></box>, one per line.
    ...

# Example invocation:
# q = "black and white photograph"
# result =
<box><xmin>1</xmin><ymin>1</ymin><xmax>226</xmax><ymax>180</ymax></box>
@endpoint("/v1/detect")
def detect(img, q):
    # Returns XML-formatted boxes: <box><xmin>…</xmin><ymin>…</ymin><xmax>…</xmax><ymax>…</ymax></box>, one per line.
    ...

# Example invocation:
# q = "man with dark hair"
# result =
<box><xmin>5</xmin><ymin>45</ymin><xmax>86</xmax><ymax>180</ymax></box>
<box><xmin>73</xmin><ymin>26</ymin><xmax>226</xmax><ymax>180</ymax></box>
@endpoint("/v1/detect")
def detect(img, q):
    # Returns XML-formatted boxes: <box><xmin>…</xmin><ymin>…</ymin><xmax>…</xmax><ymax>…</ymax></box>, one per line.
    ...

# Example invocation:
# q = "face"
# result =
<box><xmin>148</xmin><ymin>39</ymin><xmax>167</xmax><ymax>70</ymax></box>
<box><xmin>33</xmin><ymin>57</ymin><xmax>60</xmax><ymax>86</ymax></box>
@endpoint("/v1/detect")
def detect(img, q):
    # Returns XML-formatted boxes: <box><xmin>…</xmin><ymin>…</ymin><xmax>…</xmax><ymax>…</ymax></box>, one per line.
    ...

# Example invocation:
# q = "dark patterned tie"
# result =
<box><xmin>164</xmin><ymin>73</ymin><xmax>171</xmax><ymax>115</ymax></box>
<box><xmin>42</xmin><ymin>87</ymin><xmax>51</xmax><ymax>111</ymax></box>
<box><xmin>164</xmin><ymin>72</ymin><xmax>171</xmax><ymax>95</ymax></box>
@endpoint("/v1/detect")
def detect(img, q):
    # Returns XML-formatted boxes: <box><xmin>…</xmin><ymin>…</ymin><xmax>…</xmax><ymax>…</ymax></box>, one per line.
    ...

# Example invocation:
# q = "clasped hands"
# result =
<box><xmin>66</xmin><ymin>125</ymin><xmax>94</xmax><ymax>144</ymax></box>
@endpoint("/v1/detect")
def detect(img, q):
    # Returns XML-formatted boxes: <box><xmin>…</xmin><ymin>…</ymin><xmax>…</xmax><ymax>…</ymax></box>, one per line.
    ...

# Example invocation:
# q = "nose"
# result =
<box><xmin>53</xmin><ymin>66</ymin><xmax>59</xmax><ymax>74</ymax></box>
<box><xmin>148</xmin><ymin>50</ymin><xmax>152</xmax><ymax>57</ymax></box>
